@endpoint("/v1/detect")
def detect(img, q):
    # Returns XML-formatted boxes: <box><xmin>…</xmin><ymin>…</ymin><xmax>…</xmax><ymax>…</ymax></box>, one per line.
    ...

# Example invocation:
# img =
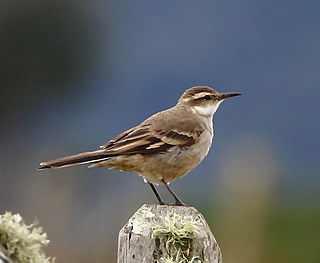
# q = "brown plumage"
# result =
<box><xmin>39</xmin><ymin>86</ymin><xmax>241</xmax><ymax>205</ymax></box>
<box><xmin>39</xmin><ymin>102</ymin><xmax>207</xmax><ymax>170</ymax></box>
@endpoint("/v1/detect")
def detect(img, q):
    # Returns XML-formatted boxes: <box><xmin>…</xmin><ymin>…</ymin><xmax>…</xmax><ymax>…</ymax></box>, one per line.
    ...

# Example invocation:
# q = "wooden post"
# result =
<box><xmin>0</xmin><ymin>251</ymin><xmax>12</xmax><ymax>263</ymax></box>
<box><xmin>117</xmin><ymin>204</ymin><xmax>221</xmax><ymax>263</ymax></box>
<box><xmin>0</xmin><ymin>244</ymin><xmax>13</xmax><ymax>263</ymax></box>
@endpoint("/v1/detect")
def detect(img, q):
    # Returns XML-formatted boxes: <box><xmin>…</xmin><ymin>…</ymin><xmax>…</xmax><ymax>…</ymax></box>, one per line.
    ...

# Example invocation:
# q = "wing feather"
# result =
<box><xmin>98</xmin><ymin>108</ymin><xmax>205</xmax><ymax>156</ymax></box>
<box><xmin>99</xmin><ymin>125</ymin><xmax>202</xmax><ymax>156</ymax></box>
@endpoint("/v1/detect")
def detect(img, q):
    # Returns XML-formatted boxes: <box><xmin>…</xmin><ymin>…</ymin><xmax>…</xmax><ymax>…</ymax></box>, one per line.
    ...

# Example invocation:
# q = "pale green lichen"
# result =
<box><xmin>159</xmin><ymin>252</ymin><xmax>201</xmax><ymax>263</ymax></box>
<box><xmin>0</xmin><ymin>212</ymin><xmax>54</xmax><ymax>263</ymax></box>
<box><xmin>152</xmin><ymin>213</ymin><xmax>202</xmax><ymax>263</ymax></box>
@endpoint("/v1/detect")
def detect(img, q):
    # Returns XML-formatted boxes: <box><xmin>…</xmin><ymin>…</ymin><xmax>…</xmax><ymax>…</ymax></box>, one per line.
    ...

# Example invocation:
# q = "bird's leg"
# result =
<box><xmin>161</xmin><ymin>179</ymin><xmax>186</xmax><ymax>206</ymax></box>
<box><xmin>148</xmin><ymin>182</ymin><xmax>165</xmax><ymax>205</ymax></box>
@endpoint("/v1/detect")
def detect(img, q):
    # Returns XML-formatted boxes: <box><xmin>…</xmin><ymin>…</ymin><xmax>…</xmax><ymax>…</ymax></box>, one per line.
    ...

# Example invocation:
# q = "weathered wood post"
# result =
<box><xmin>0</xmin><ymin>249</ymin><xmax>12</xmax><ymax>263</ymax></box>
<box><xmin>117</xmin><ymin>204</ymin><xmax>221</xmax><ymax>263</ymax></box>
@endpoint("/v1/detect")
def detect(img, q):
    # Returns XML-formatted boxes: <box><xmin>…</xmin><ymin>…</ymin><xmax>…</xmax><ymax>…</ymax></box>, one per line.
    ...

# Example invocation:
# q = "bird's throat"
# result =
<box><xmin>191</xmin><ymin>101</ymin><xmax>222</xmax><ymax>117</ymax></box>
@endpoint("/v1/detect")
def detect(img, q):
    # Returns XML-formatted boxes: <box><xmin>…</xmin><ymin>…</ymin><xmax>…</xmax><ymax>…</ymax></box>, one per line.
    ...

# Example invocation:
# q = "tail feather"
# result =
<box><xmin>38</xmin><ymin>150</ymin><xmax>110</xmax><ymax>170</ymax></box>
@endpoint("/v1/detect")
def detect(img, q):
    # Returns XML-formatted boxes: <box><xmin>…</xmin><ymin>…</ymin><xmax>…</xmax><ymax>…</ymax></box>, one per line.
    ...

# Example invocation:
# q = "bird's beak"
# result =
<box><xmin>219</xmin><ymin>92</ymin><xmax>242</xmax><ymax>100</ymax></box>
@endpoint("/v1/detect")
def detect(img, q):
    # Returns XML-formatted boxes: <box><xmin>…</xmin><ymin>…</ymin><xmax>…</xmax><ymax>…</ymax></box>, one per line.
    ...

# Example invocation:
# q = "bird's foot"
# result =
<box><xmin>157</xmin><ymin>201</ymin><xmax>187</xmax><ymax>206</ymax></box>
<box><xmin>173</xmin><ymin>200</ymin><xmax>186</xmax><ymax>206</ymax></box>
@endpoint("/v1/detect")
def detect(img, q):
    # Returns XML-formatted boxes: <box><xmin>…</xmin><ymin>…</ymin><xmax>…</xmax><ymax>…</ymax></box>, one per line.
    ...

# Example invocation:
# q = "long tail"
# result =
<box><xmin>38</xmin><ymin>150</ymin><xmax>110</xmax><ymax>170</ymax></box>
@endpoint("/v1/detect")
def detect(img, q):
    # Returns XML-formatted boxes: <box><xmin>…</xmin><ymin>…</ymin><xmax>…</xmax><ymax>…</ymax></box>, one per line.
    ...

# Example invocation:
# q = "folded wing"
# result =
<box><xmin>39</xmin><ymin>117</ymin><xmax>204</xmax><ymax>169</ymax></box>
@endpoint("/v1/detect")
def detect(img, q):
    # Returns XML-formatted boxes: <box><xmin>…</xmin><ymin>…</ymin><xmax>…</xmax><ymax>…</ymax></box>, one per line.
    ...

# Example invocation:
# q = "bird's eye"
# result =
<box><xmin>203</xmin><ymin>95</ymin><xmax>212</xmax><ymax>100</ymax></box>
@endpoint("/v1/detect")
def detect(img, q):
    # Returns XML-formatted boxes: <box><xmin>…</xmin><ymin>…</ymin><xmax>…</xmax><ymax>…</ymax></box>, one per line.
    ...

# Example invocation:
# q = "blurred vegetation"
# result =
<box><xmin>0</xmin><ymin>1</ymin><xmax>102</xmax><ymax>120</ymax></box>
<box><xmin>205</xmin><ymin>202</ymin><xmax>320</xmax><ymax>263</ymax></box>
<box><xmin>264</xmin><ymin>203</ymin><xmax>320</xmax><ymax>263</ymax></box>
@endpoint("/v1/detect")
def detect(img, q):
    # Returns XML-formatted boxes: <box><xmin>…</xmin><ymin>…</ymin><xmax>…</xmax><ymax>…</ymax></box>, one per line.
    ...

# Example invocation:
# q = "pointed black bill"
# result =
<box><xmin>219</xmin><ymin>92</ymin><xmax>242</xmax><ymax>100</ymax></box>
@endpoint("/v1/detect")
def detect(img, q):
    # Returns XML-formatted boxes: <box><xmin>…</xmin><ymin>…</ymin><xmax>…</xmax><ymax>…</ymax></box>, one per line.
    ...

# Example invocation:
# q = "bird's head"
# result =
<box><xmin>178</xmin><ymin>86</ymin><xmax>241</xmax><ymax>117</ymax></box>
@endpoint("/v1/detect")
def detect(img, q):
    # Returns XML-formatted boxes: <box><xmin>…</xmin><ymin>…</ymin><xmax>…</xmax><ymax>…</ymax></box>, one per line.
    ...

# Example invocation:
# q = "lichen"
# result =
<box><xmin>159</xmin><ymin>253</ymin><xmax>201</xmax><ymax>263</ymax></box>
<box><xmin>152</xmin><ymin>213</ymin><xmax>202</xmax><ymax>263</ymax></box>
<box><xmin>0</xmin><ymin>212</ymin><xmax>54</xmax><ymax>263</ymax></box>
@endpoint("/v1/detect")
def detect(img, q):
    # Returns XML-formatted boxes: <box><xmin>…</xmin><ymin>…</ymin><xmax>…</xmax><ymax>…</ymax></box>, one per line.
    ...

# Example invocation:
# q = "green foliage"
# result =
<box><xmin>0</xmin><ymin>212</ymin><xmax>54</xmax><ymax>263</ymax></box>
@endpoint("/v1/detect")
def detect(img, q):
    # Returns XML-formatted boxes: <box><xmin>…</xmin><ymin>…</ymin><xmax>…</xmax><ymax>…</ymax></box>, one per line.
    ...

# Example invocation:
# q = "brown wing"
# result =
<box><xmin>39</xmin><ymin>107</ymin><xmax>206</xmax><ymax>169</ymax></box>
<box><xmin>99</xmin><ymin>124</ymin><xmax>202</xmax><ymax>155</ymax></box>
<box><xmin>99</xmin><ymin>107</ymin><xmax>205</xmax><ymax>156</ymax></box>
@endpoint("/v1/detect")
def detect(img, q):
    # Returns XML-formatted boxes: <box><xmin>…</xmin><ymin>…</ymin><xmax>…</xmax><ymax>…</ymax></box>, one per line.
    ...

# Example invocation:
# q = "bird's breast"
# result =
<box><xmin>140</xmin><ymin>129</ymin><xmax>213</xmax><ymax>184</ymax></box>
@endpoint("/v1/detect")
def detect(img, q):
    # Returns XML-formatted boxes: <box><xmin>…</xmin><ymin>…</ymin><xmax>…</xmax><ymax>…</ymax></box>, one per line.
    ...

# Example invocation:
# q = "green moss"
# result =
<box><xmin>0</xmin><ymin>212</ymin><xmax>54</xmax><ymax>263</ymax></box>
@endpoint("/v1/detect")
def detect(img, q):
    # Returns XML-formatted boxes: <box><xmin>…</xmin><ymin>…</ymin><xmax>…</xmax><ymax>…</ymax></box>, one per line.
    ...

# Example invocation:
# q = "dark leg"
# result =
<box><xmin>161</xmin><ymin>179</ymin><xmax>186</xmax><ymax>206</ymax></box>
<box><xmin>148</xmin><ymin>182</ymin><xmax>165</xmax><ymax>205</ymax></box>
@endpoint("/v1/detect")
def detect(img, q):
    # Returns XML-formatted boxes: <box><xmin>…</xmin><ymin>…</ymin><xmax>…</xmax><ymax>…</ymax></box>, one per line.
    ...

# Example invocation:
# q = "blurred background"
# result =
<box><xmin>1</xmin><ymin>0</ymin><xmax>319</xmax><ymax>262</ymax></box>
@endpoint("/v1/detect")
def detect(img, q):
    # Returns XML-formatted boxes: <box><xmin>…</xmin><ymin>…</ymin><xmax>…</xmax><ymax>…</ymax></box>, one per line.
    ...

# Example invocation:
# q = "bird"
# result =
<box><xmin>39</xmin><ymin>86</ymin><xmax>241</xmax><ymax>205</ymax></box>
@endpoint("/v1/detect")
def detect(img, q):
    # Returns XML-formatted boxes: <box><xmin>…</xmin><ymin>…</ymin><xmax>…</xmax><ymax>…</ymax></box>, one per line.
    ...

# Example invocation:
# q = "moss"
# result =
<box><xmin>0</xmin><ymin>212</ymin><xmax>54</xmax><ymax>263</ymax></box>
<box><xmin>152</xmin><ymin>213</ymin><xmax>202</xmax><ymax>263</ymax></box>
